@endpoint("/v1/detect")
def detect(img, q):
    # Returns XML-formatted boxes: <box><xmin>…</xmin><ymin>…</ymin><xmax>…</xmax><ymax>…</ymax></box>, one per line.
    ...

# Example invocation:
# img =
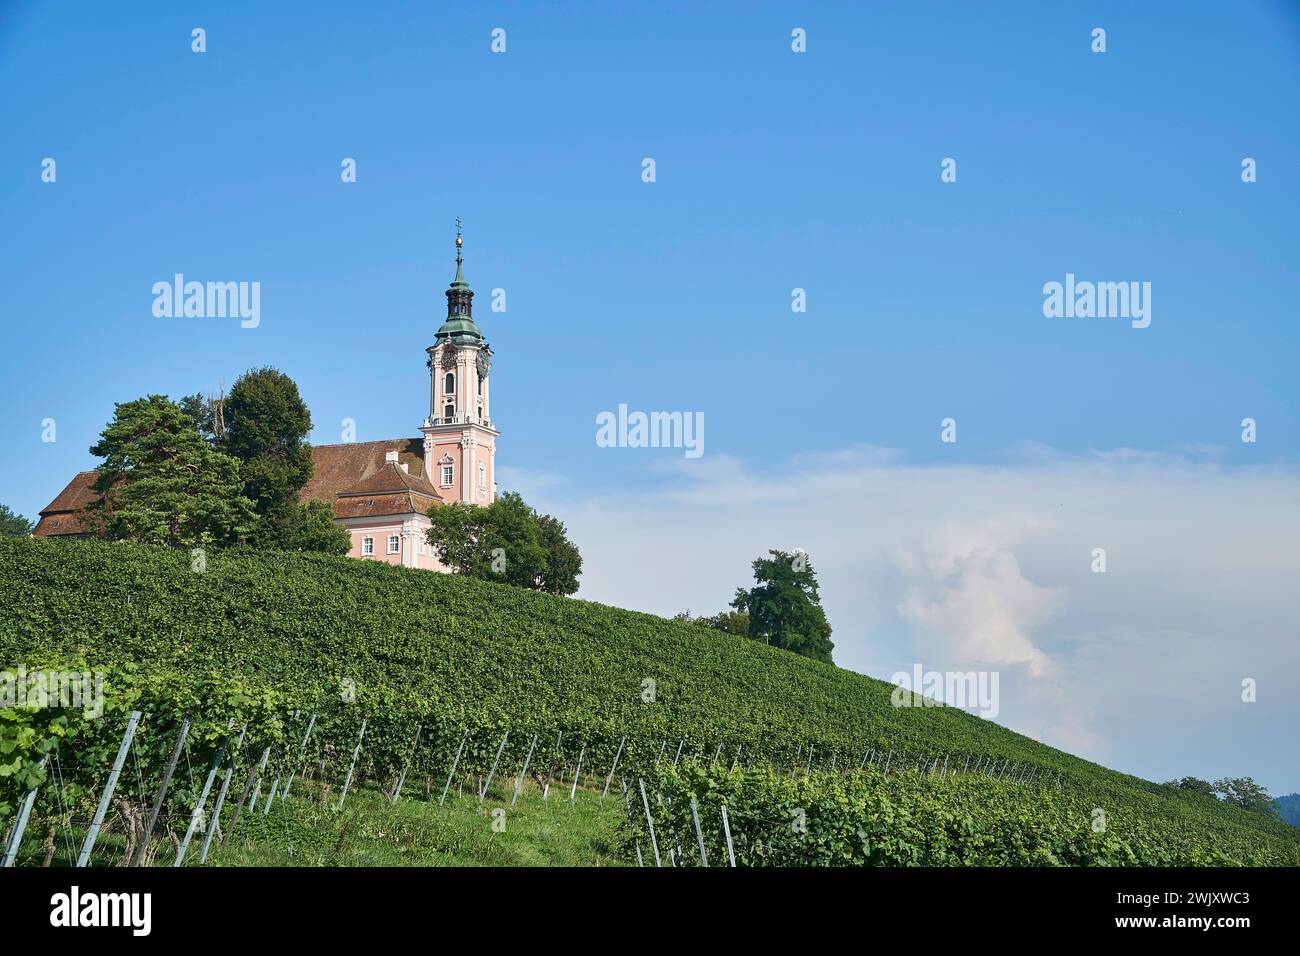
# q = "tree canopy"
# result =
<box><xmin>84</xmin><ymin>394</ymin><xmax>256</xmax><ymax>548</ymax></box>
<box><xmin>674</xmin><ymin>608</ymin><xmax>750</xmax><ymax>637</ymax></box>
<box><xmin>0</xmin><ymin>504</ymin><xmax>34</xmax><ymax>537</ymax></box>
<box><xmin>83</xmin><ymin>370</ymin><xmax>347</xmax><ymax>556</ymax></box>
<box><xmin>1164</xmin><ymin>775</ymin><xmax>1279</xmax><ymax>817</ymax></box>
<box><xmin>731</xmin><ymin>549</ymin><xmax>834</xmax><ymax>663</ymax></box>
<box><xmin>425</xmin><ymin>491</ymin><xmax>582</xmax><ymax>595</ymax></box>
<box><xmin>1214</xmin><ymin>777</ymin><xmax>1277</xmax><ymax>815</ymax></box>
<box><xmin>274</xmin><ymin>497</ymin><xmax>351</xmax><ymax>556</ymax></box>
<box><xmin>190</xmin><ymin>367</ymin><xmax>347</xmax><ymax>555</ymax></box>
<box><xmin>223</xmin><ymin>367</ymin><xmax>315</xmax><ymax>542</ymax></box>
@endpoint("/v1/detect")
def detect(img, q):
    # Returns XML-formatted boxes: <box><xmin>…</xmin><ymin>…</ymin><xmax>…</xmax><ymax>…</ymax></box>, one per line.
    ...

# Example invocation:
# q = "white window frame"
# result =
<box><xmin>361</xmin><ymin>536</ymin><xmax>374</xmax><ymax>557</ymax></box>
<box><xmin>387</xmin><ymin>534</ymin><xmax>401</xmax><ymax>555</ymax></box>
<box><xmin>441</xmin><ymin>464</ymin><xmax>454</xmax><ymax>487</ymax></box>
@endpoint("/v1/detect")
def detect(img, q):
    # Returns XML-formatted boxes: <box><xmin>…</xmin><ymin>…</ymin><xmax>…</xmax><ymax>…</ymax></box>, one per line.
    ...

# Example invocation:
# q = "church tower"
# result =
<box><xmin>421</xmin><ymin>222</ymin><xmax>498</xmax><ymax>505</ymax></box>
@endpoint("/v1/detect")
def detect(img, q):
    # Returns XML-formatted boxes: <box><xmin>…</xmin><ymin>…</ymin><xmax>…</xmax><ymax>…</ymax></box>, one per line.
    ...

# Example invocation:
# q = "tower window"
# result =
<box><xmin>444</xmin><ymin>371</ymin><xmax>455</xmax><ymax>394</ymax></box>
<box><xmin>441</xmin><ymin>464</ymin><xmax>454</xmax><ymax>487</ymax></box>
<box><xmin>443</xmin><ymin>404</ymin><xmax>455</xmax><ymax>420</ymax></box>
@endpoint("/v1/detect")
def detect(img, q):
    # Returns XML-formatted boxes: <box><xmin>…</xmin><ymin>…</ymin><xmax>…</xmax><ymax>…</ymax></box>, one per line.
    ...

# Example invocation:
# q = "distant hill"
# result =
<box><xmin>2</xmin><ymin>536</ymin><xmax>1297</xmax><ymax>864</ymax></box>
<box><xmin>1276</xmin><ymin>793</ymin><xmax>1300</xmax><ymax>827</ymax></box>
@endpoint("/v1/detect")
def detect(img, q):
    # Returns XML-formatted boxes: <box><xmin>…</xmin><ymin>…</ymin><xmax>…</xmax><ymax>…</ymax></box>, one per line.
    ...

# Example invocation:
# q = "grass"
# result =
<box><xmin>10</xmin><ymin>778</ymin><xmax>626</xmax><ymax>868</ymax></box>
<box><xmin>203</xmin><ymin>779</ymin><xmax>626</xmax><ymax>868</ymax></box>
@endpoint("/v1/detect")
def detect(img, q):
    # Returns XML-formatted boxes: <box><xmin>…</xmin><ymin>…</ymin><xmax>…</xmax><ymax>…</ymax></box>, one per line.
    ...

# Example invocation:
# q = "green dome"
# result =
<box><xmin>436</xmin><ymin>225</ymin><xmax>482</xmax><ymax>344</ymax></box>
<box><xmin>435</xmin><ymin>315</ymin><xmax>483</xmax><ymax>345</ymax></box>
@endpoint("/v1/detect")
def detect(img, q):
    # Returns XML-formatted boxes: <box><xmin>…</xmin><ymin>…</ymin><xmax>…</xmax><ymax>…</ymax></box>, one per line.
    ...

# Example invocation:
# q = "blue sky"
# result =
<box><xmin>2</xmin><ymin>2</ymin><xmax>1298</xmax><ymax>792</ymax></box>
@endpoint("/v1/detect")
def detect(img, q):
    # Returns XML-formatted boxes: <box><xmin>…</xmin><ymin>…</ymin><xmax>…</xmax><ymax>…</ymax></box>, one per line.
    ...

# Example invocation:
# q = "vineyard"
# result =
<box><xmin>631</xmin><ymin>762</ymin><xmax>1297</xmax><ymax>866</ymax></box>
<box><xmin>2</xmin><ymin>536</ymin><xmax>1297</xmax><ymax>866</ymax></box>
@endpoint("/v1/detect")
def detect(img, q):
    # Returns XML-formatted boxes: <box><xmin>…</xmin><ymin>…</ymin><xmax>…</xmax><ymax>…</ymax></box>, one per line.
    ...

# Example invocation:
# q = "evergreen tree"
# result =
<box><xmin>179</xmin><ymin>389</ymin><xmax>226</xmax><ymax>443</ymax></box>
<box><xmin>0</xmin><ymin>504</ymin><xmax>34</xmax><ymax>537</ymax></box>
<box><xmin>84</xmin><ymin>395</ymin><xmax>256</xmax><ymax>548</ymax></box>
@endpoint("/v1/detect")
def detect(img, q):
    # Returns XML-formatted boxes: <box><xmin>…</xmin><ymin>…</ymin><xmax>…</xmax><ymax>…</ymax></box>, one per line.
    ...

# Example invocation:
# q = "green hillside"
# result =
<box><xmin>2</xmin><ymin>537</ymin><xmax>1296</xmax><ymax>865</ymax></box>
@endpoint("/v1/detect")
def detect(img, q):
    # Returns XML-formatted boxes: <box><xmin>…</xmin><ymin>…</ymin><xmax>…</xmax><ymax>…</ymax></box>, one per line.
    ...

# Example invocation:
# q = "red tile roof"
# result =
<box><xmin>32</xmin><ymin>439</ymin><xmax>441</xmax><ymax>537</ymax></box>
<box><xmin>32</xmin><ymin>471</ymin><xmax>98</xmax><ymax>537</ymax></box>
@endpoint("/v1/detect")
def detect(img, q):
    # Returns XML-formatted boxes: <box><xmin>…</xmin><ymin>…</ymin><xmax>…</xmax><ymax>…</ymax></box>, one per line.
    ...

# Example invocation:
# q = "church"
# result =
<box><xmin>33</xmin><ymin>230</ymin><xmax>498</xmax><ymax>572</ymax></box>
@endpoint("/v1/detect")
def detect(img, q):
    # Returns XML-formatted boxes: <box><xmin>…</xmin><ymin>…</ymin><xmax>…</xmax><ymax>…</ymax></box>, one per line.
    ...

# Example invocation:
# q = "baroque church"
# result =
<box><xmin>33</xmin><ymin>230</ymin><xmax>498</xmax><ymax>571</ymax></box>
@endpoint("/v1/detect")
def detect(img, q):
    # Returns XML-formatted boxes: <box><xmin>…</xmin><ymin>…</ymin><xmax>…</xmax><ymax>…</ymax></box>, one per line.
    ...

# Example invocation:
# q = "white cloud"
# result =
<box><xmin>897</xmin><ymin>543</ymin><xmax>1056</xmax><ymax>677</ymax></box>
<box><xmin>507</xmin><ymin>451</ymin><xmax>1300</xmax><ymax>794</ymax></box>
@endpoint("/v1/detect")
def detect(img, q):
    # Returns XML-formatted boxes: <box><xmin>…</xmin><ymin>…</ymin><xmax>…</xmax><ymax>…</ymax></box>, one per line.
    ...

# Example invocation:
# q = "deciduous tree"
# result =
<box><xmin>425</xmin><ymin>492</ymin><xmax>581</xmax><ymax>595</ymax></box>
<box><xmin>731</xmin><ymin>550</ymin><xmax>834</xmax><ymax>663</ymax></box>
<box><xmin>223</xmin><ymin>368</ymin><xmax>315</xmax><ymax>547</ymax></box>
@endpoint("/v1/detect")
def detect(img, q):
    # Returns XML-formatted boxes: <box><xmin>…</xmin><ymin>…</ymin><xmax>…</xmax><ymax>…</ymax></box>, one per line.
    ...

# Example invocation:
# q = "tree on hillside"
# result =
<box><xmin>83</xmin><ymin>395</ymin><xmax>256</xmax><ymax>548</ymax></box>
<box><xmin>0</xmin><ymin>504</ymin><xmax>35</xmax><ymax>537</ymax></box>
<box><xmin>425</xmin><ymin>491</ymin><xmax>581</xmax><ymax>595</ymax></box>
<box><xmin>731</xmin><ymin>549</ymin><xmax>834</xmax><ymax>663</ymax></box>
<box><xmin>674</xmin><ymin>608</ymin><xmax>750</xmax><ymax>636</ymax></box>
<box><xmin>426</xmin><ymin>501</ymin><xmax>490</xmax><ymax>575</ymax></box>
<box><xmin>1214</xmin><ymin>777</ymin><xmax>1278</xmax><ymax>816</ymax></box>
<box><xmin>277</xmin><ymin>498</ymin><xmax>350</xmax><ymax>556</ymax></box>
<box><xmin>483</xmin><ymin>491</ymin><xmax>550</xmax><ymax>589</ymax></box>
<box><xmin>1163</xmin><ymin>775</ymin><xmax>1280</xmax><ymax>817</ymax></box>
<box><xmin>182</xmin><ymin>370</ymin><xmax>346</xmax><ymax>554</ymax></box>
<box><xmin>1165</xmin><ymin>776</ymin><xmax>1217</xmax><ymax>798</ymax></box>
<box><xmin>220</xmin><ymin>369</ymin><xmax>332</xmax><ymax>548</ymax></box>
<box><xmin>536</xmin><ymin>513</ymin><xmax>582</xmax><ymax>596</ymax></box>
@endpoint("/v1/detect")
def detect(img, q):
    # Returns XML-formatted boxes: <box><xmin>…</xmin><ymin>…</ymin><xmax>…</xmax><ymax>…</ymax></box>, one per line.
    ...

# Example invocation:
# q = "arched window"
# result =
<box><xmin>444</xmin><ymin>371</ymin><xmax>455</xmax><ymax>394</ymax></box>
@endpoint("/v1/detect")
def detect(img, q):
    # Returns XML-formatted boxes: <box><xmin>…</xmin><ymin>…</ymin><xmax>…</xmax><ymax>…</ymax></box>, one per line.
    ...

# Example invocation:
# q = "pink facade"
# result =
<box><xmin>421</xmin><ymin>343</ymin><xmax>497</xmax><ymax>507</ymax></box>
<box><xmin>341</xmin><ymin>517</ymin><xmax>445</xmax><ymax>571</ymax></box>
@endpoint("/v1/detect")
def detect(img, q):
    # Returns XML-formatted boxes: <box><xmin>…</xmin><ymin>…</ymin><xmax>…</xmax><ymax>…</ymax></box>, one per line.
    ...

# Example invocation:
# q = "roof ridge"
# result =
<box><xmin>311</xmin><ymin>437</ymin><xmax>422</xmax><ymax>450</ymax></box>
